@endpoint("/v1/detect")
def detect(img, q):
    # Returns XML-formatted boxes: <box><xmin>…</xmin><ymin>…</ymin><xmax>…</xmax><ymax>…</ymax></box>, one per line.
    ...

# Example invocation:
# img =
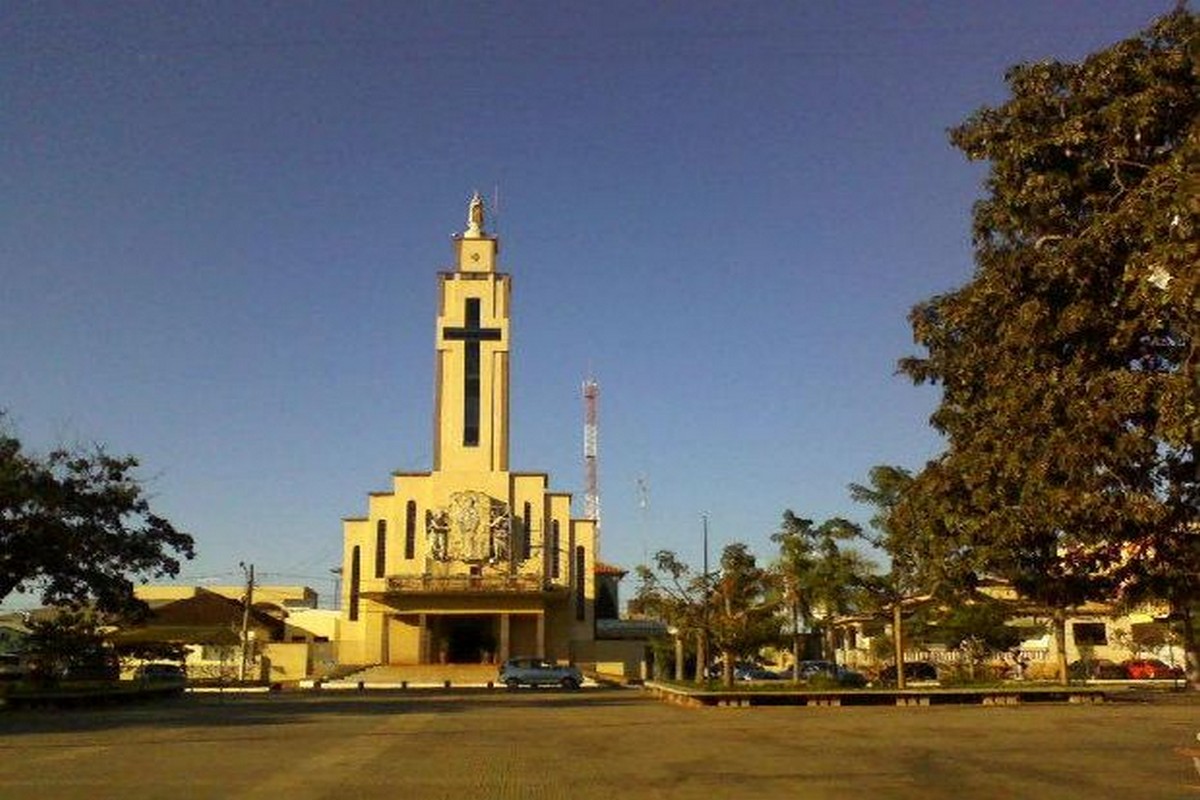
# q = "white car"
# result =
<box><xmin>498</xmin><ymin>657</ymin><xmax>583</xmax><ymax>689</ymax></box>
<box><xmin>134</xmin><ymin>663</ymin><xmax>187</xmax><ymax>685</ymax></box>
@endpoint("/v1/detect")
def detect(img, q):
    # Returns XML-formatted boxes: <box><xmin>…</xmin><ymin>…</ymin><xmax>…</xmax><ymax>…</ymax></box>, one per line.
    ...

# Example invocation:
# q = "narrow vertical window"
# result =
<box><xmin>375</xmin><ymin>520</ymin><xmax>387</xmax><ymax>578</ymax></box>
<box><xmin>575</xmin><ymin>546</ymin><xmax>586</xmax><ymax>621</ymax></box>
<box><xmin>522</xmin><ymin>501</ymin><xmax>532</xmax><ymax>561</ymax></box>
<box><xmin>405</xmin><ymin>501</ymin><xmax>417</xmax><ymax>560</ymax></box>
<box><xmin>349</xmin><ymin>546</ymin><xmax>361</xmax><ymax>621</ymax></box>
<box><xmin>550</xmin><ymin>520</ymin><xmax>560</xmax><ymax>579</ymax></box>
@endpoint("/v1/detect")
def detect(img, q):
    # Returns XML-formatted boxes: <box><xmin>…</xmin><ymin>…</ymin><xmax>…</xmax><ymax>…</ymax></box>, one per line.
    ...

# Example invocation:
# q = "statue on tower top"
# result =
<box><xmin>464</xmin><ymin>191</ymin><xmax>486</xmax><ymax>238</ymax></box>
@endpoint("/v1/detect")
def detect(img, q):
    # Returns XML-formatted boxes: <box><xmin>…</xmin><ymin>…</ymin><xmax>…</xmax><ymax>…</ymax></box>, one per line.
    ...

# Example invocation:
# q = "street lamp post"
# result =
<box><xmin>700</xmin><ymin>513</ymin><xmax>710</xmax><ymax>683</ymax></box>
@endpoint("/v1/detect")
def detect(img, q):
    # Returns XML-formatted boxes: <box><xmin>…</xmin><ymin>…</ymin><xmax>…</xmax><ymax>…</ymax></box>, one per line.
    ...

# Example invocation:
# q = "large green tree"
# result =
<box><xmin>635</xmin><ymin>543</ymin><xmax>780</xmax><ymax>687</ymax></box>
<box><xmin>899</xmin><ymin>10</ymin><xmax>1198</xmax><ymax>685</ymax></box>
<box><xmin>632</xmin><ymin>550</ymin><xmax>709</xmax><ymax>682</ymax></box>
<box><xmin>0</xmin><ymin>419</ymin><xmax>195</xmax><ymax>617</ymax></box>
<box><xmin>22</xmin><ymin>609</ymin><xmax>117</xmax><ymax>685</ymax></box>
<box><xmin>850</xmin><ymin>465</ymin><xmax>925</xmax><ymax>688</ymax></box>
<box><xmin>771</xmin><ymin>512</ymin><xmax>873</xmax><ymax>670</ymax></box>
<box><xmin>708</xmin><ymin>542</ymin><xmax>781</xmax><ymax>687</ymax></box>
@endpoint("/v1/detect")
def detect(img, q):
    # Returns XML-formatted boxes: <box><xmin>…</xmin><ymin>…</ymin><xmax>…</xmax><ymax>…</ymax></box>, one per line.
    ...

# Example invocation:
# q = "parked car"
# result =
<box><xmin>1067</xmin><ymin>658</ymin><xmax>1128</xmax><ymax>680</ymax></box>
<box><xmin>498</xmin><ymin>657</ymin><xmax>583</xmax><ymax>689</ymax></box>
<box><xmin>708</xmin><ymin>661</ymin><xmax>777</xmax><ymax>681</ymax></box>
<box><xmin>786</xmin><ymin>660</ymin><xmax>867</xmax><ymax>687</ymax></box>
<box><xmin>1123</xmin><ymin>658</ymin><xmax>1183</xmax><ymax>680</ymax></box>
<box><xmin>878</xmin><ymin>661</ymin><xmax>939</xmax><ymax>683</ymax></box>
<box><xmin>134</xmin><ymin>663</ymin><xmax>187</xmax><ymax>684</ymax></box>
<box><xmin>823</xmin><ymin>665</ymin><xmax>868</xmax><ymax>688</ymax></box>
<box><xmin>794</xmin><ymin>660</ymin><xmax>839</xmax><ymax>680</ymax></box>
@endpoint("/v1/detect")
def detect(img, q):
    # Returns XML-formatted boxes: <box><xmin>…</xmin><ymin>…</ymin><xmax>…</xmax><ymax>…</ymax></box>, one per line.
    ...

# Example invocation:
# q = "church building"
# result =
<box><xmin>337</xmin><ymin>195</ymin><xmax>598</xmax><ymax>668</ymax></box>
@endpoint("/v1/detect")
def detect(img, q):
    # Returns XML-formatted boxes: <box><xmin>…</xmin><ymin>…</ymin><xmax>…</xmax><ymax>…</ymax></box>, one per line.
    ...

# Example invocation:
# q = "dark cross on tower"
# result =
<box><xmin>442</xmin><ymin>297</ymin><xmax>501</xmax><ymax>447</ymax></box>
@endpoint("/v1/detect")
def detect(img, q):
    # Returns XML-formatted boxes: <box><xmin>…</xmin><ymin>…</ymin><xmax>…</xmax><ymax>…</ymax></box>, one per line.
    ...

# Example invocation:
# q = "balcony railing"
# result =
<box><xmin>385</xmin><ymin>574</ymin><xmax>552</xmax><ymax>594</ymax></box>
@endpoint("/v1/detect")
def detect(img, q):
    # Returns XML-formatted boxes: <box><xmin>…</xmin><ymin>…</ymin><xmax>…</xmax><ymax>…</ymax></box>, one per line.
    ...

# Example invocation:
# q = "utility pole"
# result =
<box><xmin>239</xmin><ymin>562</ymin><xmax>254</xmax><ymax>682</ymax></box>
<box><xmin>329</xmin><ymin>566</ymin><xmax>342</xmax><ymax>611</ymax></box>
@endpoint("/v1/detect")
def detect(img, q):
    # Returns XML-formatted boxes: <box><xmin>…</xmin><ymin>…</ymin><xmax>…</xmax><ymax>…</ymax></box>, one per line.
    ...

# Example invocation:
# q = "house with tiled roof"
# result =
<box><xmin>111</xmin><ymin>587</ymin><xmax>332</xmax><ymax>682</ymax></box>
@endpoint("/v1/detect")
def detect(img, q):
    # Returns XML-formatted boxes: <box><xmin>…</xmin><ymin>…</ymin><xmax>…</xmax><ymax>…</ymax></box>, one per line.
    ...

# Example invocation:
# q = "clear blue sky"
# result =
<box><xmin>1</xmin><ymin>1</ymin><xmax>1174</xmax><ymax>608</ymax></box>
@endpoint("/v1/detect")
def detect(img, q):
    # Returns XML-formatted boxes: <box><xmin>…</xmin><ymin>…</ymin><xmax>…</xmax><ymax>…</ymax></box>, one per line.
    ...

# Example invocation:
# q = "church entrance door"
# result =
<box><xmin>438</xmin><ymin>615</ymin><xmax>497</xmax><ymax>664</ymax></box>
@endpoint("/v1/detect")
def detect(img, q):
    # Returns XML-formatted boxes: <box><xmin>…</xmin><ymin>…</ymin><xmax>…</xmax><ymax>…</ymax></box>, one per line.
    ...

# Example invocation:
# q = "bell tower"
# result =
<box><xmin>433</xmin><ymin>192</ymin><xmax>510</xmax><ymax>474</ymax></box>
<box><xmin>338</xmin><ymin>193</ymin><xmax>600</xmax><ymax>670</ymax></box>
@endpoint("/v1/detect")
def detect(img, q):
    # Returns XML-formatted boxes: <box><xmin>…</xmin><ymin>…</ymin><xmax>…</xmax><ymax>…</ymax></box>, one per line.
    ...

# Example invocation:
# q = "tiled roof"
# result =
<box><xmin>112</xmin><ymin>589</ymin><xmax>284</xmax><ymax>643</ymax></box>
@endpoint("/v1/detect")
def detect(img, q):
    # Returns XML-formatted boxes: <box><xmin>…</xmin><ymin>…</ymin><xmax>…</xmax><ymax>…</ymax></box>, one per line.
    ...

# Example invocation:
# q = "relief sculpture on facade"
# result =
<box><xmin>427</xmin><ymin>490</ymin><xmax>510</xmax><ymax>564</ymax></box>
<box><xmin>426</xmin><ymin>508</ymin><xmax>450</xmax><ymax>562</ymax></box>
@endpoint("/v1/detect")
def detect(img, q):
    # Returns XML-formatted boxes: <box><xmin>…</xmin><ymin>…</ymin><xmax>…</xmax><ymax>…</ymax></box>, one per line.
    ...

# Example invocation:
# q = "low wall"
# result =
<box><xmin>260</xmin><ymin>643</ymin><xmax>310</xmax><ymax>682</ymax></box>
<box><xmin>571</xmin><ymin>639</ymin><xmax>647</xmax><ymax>682</ymax></box>
<box><xmin>642</xmin><ymin>682</ymin><xmax>1107</xmax><ymax>708</ymax></box>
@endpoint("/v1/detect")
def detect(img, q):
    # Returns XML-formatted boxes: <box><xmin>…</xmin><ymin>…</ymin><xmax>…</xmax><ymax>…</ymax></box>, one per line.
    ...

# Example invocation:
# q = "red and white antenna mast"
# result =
<box><xmin>582</xmin><ymin>377</ymin><xmax>600</xmax><ymax>554</ymax></box>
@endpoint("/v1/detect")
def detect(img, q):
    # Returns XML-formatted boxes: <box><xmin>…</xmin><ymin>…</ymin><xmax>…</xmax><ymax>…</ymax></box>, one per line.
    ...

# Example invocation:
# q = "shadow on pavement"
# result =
<box><xmin>0</xmin><ymin>686</ymin><xmax>651</xmax><ymax>737</ymax></box>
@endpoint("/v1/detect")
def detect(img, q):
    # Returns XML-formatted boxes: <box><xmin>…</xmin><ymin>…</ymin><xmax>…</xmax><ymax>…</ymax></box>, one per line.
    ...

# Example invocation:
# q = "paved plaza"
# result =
<box><xmin>1</xmin><ymin>689</ymin><xmax>1197</xmax><ymax>799</ymax></box>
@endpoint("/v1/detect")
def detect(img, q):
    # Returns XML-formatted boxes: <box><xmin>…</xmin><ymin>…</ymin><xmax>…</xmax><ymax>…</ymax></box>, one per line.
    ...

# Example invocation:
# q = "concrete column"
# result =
<box><xmin>536</xmin><ymin>612</ymin><xmax>545</xmax><ymax>658</ymax></box>
<box><xmin>418</xmin><ymin>613</ymin><xmax>429</xmax><ymax>664</ymax></box>
<box><xmin>499</xmin><ymin>613</ymin><xmax>511</xmax><ymax>662</ymax></box>
<box><xmin>675</xmin><ymin>635</ymin><xmax>685</xmax><ymax>681</ymax></box>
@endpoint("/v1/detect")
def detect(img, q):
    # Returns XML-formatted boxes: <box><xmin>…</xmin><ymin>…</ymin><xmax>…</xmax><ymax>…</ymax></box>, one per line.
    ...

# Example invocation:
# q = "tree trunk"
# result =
<box><xmin>1053</xmin><ymin>609</ymin><xmax>1069</xmax><ymax>686</ymax></box>
<box><xmin>722</xmin><ymin>649</ymin><xmax>736</xmax><ymax>689</ymax></box>
<box><xmin>1178</xmin><ymin>602</ymin><xmax>1199</xmax><ymax>692</ymax></box>
<box><xmin>694</xmin><ymin>630</ymin><xmax>707</xmax><ymax>684</ymax></box>
<box><xmin>674</xmin><ymin>635</ymin><xmax>685</xmax><ymax>682</ymax></box>
<box><xmin>893</xmin><ymin>602</ymin><xmax>907</xmax><ymax>690</ymax></box>
<box><xmin>791</xmin><ymin>599</ymin><xmax>801</xmax><ymax>682</ymax></box>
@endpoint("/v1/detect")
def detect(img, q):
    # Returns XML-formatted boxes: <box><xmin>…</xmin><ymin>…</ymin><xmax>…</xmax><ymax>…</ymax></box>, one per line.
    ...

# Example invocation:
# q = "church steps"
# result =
<box><xmin>331</xmin><ymin>663</ymin><xmax>502</xmax><ymax>687</ymax></box>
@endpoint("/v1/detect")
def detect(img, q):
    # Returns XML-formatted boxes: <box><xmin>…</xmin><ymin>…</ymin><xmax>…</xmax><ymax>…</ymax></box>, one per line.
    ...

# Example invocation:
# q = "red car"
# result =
<box><xmin>1123</xmin><ymin>658</ymin><xmax>1182</xmax><ymax>679</ymax></box>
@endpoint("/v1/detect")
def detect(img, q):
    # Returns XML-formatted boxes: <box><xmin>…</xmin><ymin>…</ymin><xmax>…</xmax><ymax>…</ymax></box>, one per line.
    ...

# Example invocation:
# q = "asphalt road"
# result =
<box><xmin>1</xmin><ymin>689</ymin><xmax>1197</xmax><ymax>799</ymax></box>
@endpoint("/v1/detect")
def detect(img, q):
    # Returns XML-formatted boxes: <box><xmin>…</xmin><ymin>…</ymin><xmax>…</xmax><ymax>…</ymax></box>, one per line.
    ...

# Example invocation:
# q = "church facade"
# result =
<box><xmin>337</xmin><ymin>196</ymin><xmax>598</xmax><ymax>667</ymax></box>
